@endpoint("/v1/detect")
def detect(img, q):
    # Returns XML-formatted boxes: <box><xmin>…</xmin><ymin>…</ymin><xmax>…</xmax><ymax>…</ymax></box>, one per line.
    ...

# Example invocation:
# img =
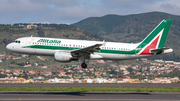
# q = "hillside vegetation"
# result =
<box><xmin>72</xmin><ymin>12</ymin><xmax>180</xmax><ymax>61</ymax></box>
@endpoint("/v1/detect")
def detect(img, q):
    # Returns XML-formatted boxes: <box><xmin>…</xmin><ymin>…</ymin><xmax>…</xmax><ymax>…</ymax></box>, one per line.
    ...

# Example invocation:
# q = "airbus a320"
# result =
<box><xmin>6</xmin><ymin>19</ymin><xmax>173</xmax><ymax>68</ymax></box>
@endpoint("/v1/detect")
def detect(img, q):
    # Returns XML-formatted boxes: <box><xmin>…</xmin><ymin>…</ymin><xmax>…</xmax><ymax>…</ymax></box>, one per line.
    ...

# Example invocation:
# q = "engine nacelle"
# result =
<box><xmin>54</xmin><ymin>51</ymin><xmax>72</xmax><ymax>62</ymax></box>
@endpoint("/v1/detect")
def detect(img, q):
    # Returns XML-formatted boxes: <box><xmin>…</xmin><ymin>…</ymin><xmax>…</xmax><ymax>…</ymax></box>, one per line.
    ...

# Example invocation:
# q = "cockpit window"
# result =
<box><xmin>13</xmin><ymin>40</ymin><xmax>20</xmax><ymax>43</ymax></box>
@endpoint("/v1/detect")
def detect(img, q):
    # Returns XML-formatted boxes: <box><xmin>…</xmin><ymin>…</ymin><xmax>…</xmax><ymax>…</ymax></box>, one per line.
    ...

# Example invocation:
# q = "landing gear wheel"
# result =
<box><xmin>81</xmin><ymin>63</ymin><xmax>87</xmax><ymax>68</ymax></box>
<box><xmin>25</xmin><ymin>61</ymin><xmax>30</xmax><ymax>65</ymax></box>
<box><xmin>25</xmin><ymin>54</ymin><xmax>31</xmax><ymax>65</ymax></box>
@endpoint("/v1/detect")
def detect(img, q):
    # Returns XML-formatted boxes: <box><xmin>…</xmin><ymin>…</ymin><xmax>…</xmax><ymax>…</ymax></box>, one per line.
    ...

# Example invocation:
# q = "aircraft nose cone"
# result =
<box><xmin>6</xmin><ymin>44</ymin><xmax>10</xmax><ymax>50</ymax></box>
<box><xmin>6</xmin><ymin>44</ymin><xmax>12</xmax><ymax>50</ymax></box>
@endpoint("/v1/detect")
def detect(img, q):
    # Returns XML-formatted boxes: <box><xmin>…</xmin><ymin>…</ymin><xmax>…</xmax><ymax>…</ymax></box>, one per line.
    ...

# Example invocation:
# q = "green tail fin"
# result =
<box><xmin>137</xmin><ymin>19</ymin><xmax>172</xmax><ymax>49</ymax></box>
<box><xmin>158</xmin><ymin>20</ymin><xmax>172</xmax><ymax>48</ymax></box>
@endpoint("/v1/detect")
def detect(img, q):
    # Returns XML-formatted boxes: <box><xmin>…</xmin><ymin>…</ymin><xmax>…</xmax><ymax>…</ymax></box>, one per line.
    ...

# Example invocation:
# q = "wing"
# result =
<box><xmin>71</xmin><ymin>44</ymin><xmax>103</xmax><ymax>54</ymax></box>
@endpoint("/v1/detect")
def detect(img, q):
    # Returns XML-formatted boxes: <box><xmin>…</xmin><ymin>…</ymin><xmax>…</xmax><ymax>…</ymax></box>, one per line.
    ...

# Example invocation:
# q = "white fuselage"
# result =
<box><xmin>6</xmin><ymin>37</ymin><xmax>150</xmax><ymax>60</ymax></box>
<box><xmin>6</xmin><ymin>36</ymin><xmax>173</xmax><ymax>61</ymax></box>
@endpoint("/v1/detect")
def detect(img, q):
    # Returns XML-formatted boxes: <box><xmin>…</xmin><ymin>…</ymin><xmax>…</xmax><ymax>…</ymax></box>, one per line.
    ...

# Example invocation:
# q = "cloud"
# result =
<box><xmin>0</xmin><ymin>0</ymin><xmax>80</xmax><ymax>23</ymax></box>
<box><xmin>0</xmin><ymin>0</ymin><xmax>179</xmax><ymax>24</ymax></box>
<box><xmin>97</xmin><ymin>0</ymin><xmax>180</xmax><ymax>15</ymax></box>
<box><xmin>144</xmin><ymin>0</ymin><xmax>180</xmax><ymax>14</ymax></box>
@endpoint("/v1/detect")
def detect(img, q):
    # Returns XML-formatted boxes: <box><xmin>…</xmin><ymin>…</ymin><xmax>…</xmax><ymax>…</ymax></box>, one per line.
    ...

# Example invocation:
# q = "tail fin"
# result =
<box><xmin>137</xmin><ymin>19</ymin><xmax>172</xmax><ymax>55</ymax></box>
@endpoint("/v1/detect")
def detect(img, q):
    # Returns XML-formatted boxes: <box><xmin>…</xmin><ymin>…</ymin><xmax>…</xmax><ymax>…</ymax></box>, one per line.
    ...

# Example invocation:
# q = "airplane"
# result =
<box><xmin>6</xmin><ymin>19</ymin><xmax>173</xmax><ymax>68</ymax></box>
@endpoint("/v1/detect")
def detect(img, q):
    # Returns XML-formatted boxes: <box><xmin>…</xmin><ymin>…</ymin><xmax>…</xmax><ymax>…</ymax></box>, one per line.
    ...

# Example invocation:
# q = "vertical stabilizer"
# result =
<box><xmin>137</xmin><ymin>19</ymin><xmax>172</xmax><ymax>55</ymax></box>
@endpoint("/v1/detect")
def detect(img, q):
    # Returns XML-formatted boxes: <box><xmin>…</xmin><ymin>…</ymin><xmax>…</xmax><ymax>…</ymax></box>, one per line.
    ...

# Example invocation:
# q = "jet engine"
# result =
<box><xmin>54</xmin><ymin>51</ymin><xmax>73</xmax><ymax>62</ymax></box>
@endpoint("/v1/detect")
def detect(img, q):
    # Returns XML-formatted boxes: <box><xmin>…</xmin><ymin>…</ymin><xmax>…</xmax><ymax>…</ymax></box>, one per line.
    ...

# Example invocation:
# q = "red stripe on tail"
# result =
<box><xmin>140</xmin><ymin>36</ymin><xmax>160</xmax><ymax>55</ymax></box>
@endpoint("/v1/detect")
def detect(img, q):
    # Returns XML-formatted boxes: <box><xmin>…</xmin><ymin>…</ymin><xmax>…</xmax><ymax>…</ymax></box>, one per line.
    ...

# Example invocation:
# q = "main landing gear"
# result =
<box><xmin>81</xmin><ymin>63</ymin><xmax>87</xmax><ymax>68</ymax></box>
<box><xmin>80</xmin><ymin>56</ymin><xmax>88</xmax><ymax>68</ymax></box>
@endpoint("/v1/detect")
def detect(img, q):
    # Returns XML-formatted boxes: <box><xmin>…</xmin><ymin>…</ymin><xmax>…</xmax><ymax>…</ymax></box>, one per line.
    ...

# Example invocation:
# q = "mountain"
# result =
<box><xmin>72</xmin><ymin>12</ymin><xmax>180</xmax><ymax>36</ymax></box>
<box><xmin>72</xmin><ymin>12</ymin><xmax>180</xmax><ymax>61</ymax></box>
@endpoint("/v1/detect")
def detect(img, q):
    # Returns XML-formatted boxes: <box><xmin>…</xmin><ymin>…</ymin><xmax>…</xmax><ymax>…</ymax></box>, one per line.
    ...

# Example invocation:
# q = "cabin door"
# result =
<box><xmin>26</xmin><ymin>39</ymin><xmax>31</xmax><ymax>45</ymax></box>
<box><xmin>135</xmin><ymin>47</ymin><xmax>141</xmax><ymax>54</ymax></box>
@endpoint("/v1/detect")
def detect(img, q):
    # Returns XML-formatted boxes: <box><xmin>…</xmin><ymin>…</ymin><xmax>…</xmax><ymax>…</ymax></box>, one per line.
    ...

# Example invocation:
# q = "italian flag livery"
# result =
<box><xmin>137</xmin><ymin>20</ymin><xmax>172</xmax><ymax>55</ymax></box>
<box><xmin>6</xmin><ymin>19</ymin><xmax>173</xmax><ymax>68</ymax></box>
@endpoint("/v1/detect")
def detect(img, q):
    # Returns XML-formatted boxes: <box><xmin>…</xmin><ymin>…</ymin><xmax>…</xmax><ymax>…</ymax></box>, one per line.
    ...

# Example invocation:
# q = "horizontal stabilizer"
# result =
<box><xmin>150</xmin><ymin>47</ymin><xmax>173</xmax><ymax>55</ymax></box>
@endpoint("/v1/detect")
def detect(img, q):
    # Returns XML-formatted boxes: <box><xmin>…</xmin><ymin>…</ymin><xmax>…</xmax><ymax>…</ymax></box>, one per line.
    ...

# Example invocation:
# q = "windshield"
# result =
<box><xmin>13</xmin><ymin>40</ymin><xmax>20</xmax><ymax>43</ymax></box>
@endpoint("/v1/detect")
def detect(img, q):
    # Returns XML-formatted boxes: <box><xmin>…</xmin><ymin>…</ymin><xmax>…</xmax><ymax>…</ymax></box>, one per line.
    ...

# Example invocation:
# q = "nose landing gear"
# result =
<box><xmin>25</xmin><ymin>61</ymin><xmax>30</xmax><ymax>65</ymax></box>
<box><xmin>25</xmin><ymin>55</ymin><xmax>31</xmax><ymax>65</ymax></box>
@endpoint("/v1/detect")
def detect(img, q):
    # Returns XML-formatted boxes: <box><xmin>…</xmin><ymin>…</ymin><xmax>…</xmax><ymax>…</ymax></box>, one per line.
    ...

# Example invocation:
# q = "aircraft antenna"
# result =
<box><xmin>102</xmin><ymin>40</ymin><xmax>106</xmax><ymax>46</ymax></box>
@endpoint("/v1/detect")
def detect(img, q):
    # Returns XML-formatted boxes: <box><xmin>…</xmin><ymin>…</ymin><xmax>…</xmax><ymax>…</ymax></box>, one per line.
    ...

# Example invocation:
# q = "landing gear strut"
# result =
<box><xmin>25</xmin><ymin>55</ymin><xmax>31</xmax><ymax>65</ymax></box>
<box><xmin>80</xmin><ymin>56</ymin><xmax>88</xmax><ymax>68</ymax></box>
<box><xmin>81</xmin><ymin>63</ymin><xmax>87</xmax><ymax>68</ymax></box>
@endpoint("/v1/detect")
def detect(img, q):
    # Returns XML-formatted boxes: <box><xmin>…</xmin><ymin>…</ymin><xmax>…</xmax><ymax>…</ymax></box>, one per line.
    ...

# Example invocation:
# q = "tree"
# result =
<box><xmin>23</xmin><ymin>71</ymin><xmax>28</xmax><ymax>79</ymax></box>
<box><xmin>0</xmin><ymin>74</ymin><xmax>6</xmax><ymax>78</ymax></box>
<box><xmin>3</xmin><ymin>38</ymin><xmax>11</xmax><ymax>45</ymax></box>
<box><xmin>127</xmin><ymin>67</ymin><xmax>133</xmax><ymax>73</ymax></box>
<box><xmin>38</xmin><ymin>30</ymin><xmax>45</xmax><ymax>37</ymax></box>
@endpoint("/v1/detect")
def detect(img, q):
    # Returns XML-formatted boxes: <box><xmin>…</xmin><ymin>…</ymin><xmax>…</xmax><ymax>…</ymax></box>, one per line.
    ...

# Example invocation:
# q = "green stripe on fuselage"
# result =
<box><xmin>23</xmin><ymin>45</ymin><xmax>137</xmax><ymax>55</ymax></box>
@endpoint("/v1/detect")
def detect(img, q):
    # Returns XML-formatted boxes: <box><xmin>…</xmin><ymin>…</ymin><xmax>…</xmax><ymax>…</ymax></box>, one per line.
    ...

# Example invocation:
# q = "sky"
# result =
<box><xmin>0</xmin><ymin>0</ymin><xmax>180</xmax><ymax>24</ymax></box>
